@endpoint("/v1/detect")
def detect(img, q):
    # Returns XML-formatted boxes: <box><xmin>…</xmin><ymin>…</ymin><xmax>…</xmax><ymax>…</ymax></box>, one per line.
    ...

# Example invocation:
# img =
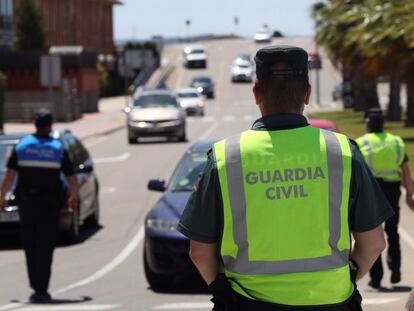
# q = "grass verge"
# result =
<box><xmin>309</xmin><ymin>109</ymin><xmax>414</xmax><ymax>172</ymax></box>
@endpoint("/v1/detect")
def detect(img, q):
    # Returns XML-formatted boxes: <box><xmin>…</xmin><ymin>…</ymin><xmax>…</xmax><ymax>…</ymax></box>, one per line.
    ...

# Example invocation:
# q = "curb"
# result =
<box><xmin>79</xmin><ymin>122</ymin><xmax>125</xmax><ymax>141</ymax></box>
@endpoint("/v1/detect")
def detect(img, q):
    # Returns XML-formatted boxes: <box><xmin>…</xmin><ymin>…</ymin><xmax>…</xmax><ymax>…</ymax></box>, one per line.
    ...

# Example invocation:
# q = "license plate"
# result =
<box><xmin>0</xmin><ymin>211</ymin><xmax>20</xmax><ymax>223</ymax></box>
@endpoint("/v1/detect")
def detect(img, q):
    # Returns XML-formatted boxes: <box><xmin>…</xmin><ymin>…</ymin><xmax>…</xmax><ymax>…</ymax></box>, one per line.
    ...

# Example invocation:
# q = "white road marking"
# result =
<box><xmin>399</xmin><ymin>227</ymin><xmax>414</xmax><ymax>250</ymax></box>
<box><xmin>0</xmin><ymin>304</ymin><xmax>23</xmax><ymax>311</ymax></box>
<box><xmin>153</xmin><ymin>302</ymin><xmax>213</xmax><ymax>310</ymax></box>
<box><xmin>84</xmin><ymin>136</ymin><xmax>108</xmax><ymax>148</ymax></box>
<box><xmin>93</xmin><ymin>152</ymin><xmax>131</xmax><ymax>164</ymax></box>
<box><xmin>52</xmin><ymin>226</ymin><xmax>144</xmax><ymax>295</ymax></box>
<box><xmin>199</xmin><ymin>122</ymin><xmax>218</xmax><ymax>140</ymax></box>
<box><xmin>363</xmin><ymin>297</ymin><xmax>400</xmax><ymax>305</ymax></box>
<box><xmin>16</xmin><ymin>305</ymin><xmax>120</xmax><ymax>311</ymax></box>
<box><xmin>101</xmin><ymin>187</ymin><xmax>117</xmax><ymax>194</ymax></box>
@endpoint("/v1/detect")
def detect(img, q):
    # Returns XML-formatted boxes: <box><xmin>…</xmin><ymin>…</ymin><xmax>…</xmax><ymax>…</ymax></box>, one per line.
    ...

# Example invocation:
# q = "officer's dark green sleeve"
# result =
<box><xmin>349</xmin><ymin>144</ymin><xmax>395</xmax><ymax>232</ymax></box>
<box><xmin>177</xmin><ymin>151</ymin><xmax>221</xmax><ymax>243</ymax></box>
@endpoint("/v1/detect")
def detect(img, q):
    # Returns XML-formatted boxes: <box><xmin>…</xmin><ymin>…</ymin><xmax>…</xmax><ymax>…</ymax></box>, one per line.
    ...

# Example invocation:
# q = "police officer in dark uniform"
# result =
<box><xmin>177</xmin><ymin>46</ymin><xmax>394</xmax><ymax>311</ymax></box>
<box><xmin>0</xmin><ymin>109</ymin><xmax>78</xmax><ymax>303</ymax></box>
<box><xmin>357</xmin><ymin>109</ymin><xmax>414</xmax><ymax>289</ymax></box>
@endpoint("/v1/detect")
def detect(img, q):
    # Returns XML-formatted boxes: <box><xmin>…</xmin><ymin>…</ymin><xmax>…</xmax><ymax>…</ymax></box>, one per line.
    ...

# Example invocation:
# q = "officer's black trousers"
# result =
<box><xmin>18</xmin><ymin>192</ymin><xmax>60</xmax><ymax>295</ymax></box>
<box><xmin>225</xmin><ymin>290</ymin><xmax>363</xmax><ymax>311</ymax></box>
<box><xmin>370</xmin><ymin>180</ymin><xmax>401</xmax><ymax>283</ymax></box>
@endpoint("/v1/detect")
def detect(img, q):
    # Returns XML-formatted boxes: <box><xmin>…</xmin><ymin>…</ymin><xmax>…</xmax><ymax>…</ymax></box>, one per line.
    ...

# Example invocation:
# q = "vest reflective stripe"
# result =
<box><xmin>18</xmin><ymin>160</ymin><xmax>61</xmax><ymax>169</ymax></box>
<box><xmin>16</xmin><ymin>135</ymin><xmax>63</xmax><ymax>170</ymax></box>
<box><xmin>219</xmin><ymin>130</ymin><xmax>349</xmax><ymax>275</ymax></box>
<box><xmin>361</xmin><ymin>137</ymin><xmax>373</xmax><ymax>167</ymax></box>
<box><xmin>394</xmin><ymin>135</ymin><xmax>402</xmax><ymax>165</ymax></box>
<box><xmin>356</xmin><ymin>132</ymin><xmax>405</xmax><ymax>182</ymax></box>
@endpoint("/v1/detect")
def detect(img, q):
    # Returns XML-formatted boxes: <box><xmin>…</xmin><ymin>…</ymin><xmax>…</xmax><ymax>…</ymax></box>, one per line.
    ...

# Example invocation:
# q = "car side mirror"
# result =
<box><xmin>123</xmin><ymin>106</ymin><xmax>131</xmax><ymax>113</ymax></box>
<box><xmin>77</xmin><ymin>164</ymin><xmax>93</xmax><ymax>173</ymax></box>
<box><xmin>148</xmin><ymin>179</ymin><xmax>166</xmax><ymax>192</ymax></box>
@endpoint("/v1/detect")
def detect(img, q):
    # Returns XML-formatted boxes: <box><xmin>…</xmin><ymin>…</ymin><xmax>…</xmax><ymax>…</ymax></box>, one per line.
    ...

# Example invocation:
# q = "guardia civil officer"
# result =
<box><xmin>0</xmin><ymin>109</ymin><xmax>78</xmax><ymax>303</ymax></box>
<box><xmin>177</xmin><ymin>46</ymin><xmax>395</xmax><ymax>311</ymax></box>
<box><xmin>356</xmin><ymin>109</ymin><xmax>414</xmax><ymax>289</ymax></box>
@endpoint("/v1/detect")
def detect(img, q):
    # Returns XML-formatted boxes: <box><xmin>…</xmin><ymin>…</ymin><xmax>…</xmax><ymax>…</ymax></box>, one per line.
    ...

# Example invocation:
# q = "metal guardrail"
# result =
<box><xmin>132</xmin><ymin>57</ymin><xmax>160</xmax><ymax>88</ymax></box>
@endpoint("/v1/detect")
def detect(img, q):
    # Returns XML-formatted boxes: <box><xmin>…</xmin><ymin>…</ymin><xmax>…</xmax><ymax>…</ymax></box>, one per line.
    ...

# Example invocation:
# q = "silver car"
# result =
<box><xmin>126</xmin><ymin>90</ymin><xmax>187</xmax><ymax>144</ymax></box>
<box><xmin>175</xmin><ymin>88</ymin><xmax>205</xmax><ymax>116</ymax></box>
<box><xmin>230</xmin><ymin>58</ymin><xmax>255</xmax><ymax>82</ymax></box>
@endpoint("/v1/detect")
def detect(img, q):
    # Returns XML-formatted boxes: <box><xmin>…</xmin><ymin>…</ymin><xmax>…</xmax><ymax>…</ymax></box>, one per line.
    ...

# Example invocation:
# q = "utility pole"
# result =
<box><xmin>185</xmin><ymin>19</ymin><xmax>191</xmax><ymax>42</ymax></box>
<box><xmin>234</xmin><ymin>16</ymin><xmax>239</xmax><ymax>36</ymax></box>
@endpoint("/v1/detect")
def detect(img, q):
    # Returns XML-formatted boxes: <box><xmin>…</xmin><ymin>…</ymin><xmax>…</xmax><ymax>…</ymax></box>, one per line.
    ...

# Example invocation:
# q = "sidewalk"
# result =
<box><xmin>3</xmin><ymin>96</ymin><xmax>127</xmax><ymax>140</ymax></box>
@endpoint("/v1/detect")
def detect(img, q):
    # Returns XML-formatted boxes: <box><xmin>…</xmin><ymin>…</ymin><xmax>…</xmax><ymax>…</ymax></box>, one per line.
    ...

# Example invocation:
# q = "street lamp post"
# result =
<box><xmin>185</xmin><ymin>19</ymin><xmax>191</xmax><ymax>42</ymax></box>
<box><xmin>234</xmin><ymin>17</ymin><xmax>239</xmax><ymax>36</ymax></box>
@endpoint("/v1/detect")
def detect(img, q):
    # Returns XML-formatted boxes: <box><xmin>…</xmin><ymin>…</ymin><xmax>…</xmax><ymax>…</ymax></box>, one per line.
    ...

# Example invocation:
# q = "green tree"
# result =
<box><xmin>0</xmin><ymin>72</ymin><xmax>6</xmax><ymax>132</ymax></box>
<box><xmin>15</xmin><ymin>0</ymin><xmax>47</xmax><ymax>51</ymax></box>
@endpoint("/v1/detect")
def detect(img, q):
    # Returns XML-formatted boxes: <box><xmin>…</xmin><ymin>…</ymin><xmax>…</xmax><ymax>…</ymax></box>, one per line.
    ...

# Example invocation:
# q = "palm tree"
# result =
<box><xmin>312</xmin><ymin>1</ymin><xmax>380</xmax><ymax>111</ymax></box>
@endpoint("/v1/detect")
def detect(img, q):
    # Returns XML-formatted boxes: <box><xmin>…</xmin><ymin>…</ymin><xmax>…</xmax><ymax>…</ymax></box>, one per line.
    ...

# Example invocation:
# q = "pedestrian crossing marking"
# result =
<box><xmin>16</xmin><ymin>305</ymin><xmax>120</xmax><ymax>311</ymax></box>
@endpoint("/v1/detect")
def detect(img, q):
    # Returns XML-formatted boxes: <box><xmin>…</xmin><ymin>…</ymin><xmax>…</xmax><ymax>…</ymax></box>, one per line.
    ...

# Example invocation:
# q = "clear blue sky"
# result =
<box><xmin>114</xmin><ymin>0</ymin><xmax>317</xmax><ymax>40</ymax></box>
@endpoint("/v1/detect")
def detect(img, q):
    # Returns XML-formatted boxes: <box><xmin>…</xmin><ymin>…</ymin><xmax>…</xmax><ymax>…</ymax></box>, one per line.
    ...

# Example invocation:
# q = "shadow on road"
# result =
<box><xmin>378</xmin><ymin>285</ymin><xmax>412</xmax><ymax>293</ymax></box>
<box><xmin>58</xmin><ymin>224</ymin><xmax>104</xmax><ymax>247</ymax></box>
<box><xmin>11</xmin><ymin>296</ymin><xmax>93</xmax><ymax>305</ymax></box>
<box><xmin>150</xmin><ymin>276</ymin><xmax>210</xmax><ymax>295</ymax></box>
<box><xmin>0</xmin><ymin>225</ymin><xmax>103</xmax><ymax>250</ymax></box>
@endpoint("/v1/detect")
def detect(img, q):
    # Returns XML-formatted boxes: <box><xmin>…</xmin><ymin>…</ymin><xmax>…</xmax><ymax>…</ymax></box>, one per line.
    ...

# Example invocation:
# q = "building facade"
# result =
<box><xmin>12</xmin><ymin>0</ymin><xmax>120</xmax><ymax>54</ymax></box>
<box><xmin>0</xmin><ymin>0</ymin><xmax>14</xmax><ymax>48</ymax></box>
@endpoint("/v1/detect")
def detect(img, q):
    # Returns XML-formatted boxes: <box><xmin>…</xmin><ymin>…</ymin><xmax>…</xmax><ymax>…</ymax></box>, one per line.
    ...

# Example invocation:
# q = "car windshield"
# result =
<box><xmin>189</xmin><ymin>49</ymin><xmax>205</xmax><ymax>54</ymax></box>
<box><xmin>133</xmin><ymin>95</ymin><xmax>178</xmax><ymax>108</ymax></box>
<box><xmin>177</xmin><ymin>92</ymin><xmax>199</xmax><ymax>98</ymax></box>
<box><xmin>0</xmin><ymin>143</ymin><xmax>15</xmax><ymax>171</ymax></box>
<box><xmin>192</xmin><ymin>77</ymin><xmax>211</xmax><ymax>84</ymax></box>
<box><xmin>168</xmin><ymin>152</ymin><xmax>207</xmax><ymax>192</ymax></box>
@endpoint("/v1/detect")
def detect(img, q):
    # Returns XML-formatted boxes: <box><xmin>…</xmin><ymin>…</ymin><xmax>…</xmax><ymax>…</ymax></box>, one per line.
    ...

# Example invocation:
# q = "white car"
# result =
<box><xmin>175</xmin><ymin>88</ymin><xmax>205</xmax><ymax>116</ymax></box>
<box><xmin>254</xmin><ymin>28</ymin><xmax>272</xmax><ymax>43</ymax></box>
<box><xmin>183</xmin><ymin>46</ymin><xmax>207</xmax><ymax>68</ymax></box>
<box><xmin>231</xmin><ymin>58</ymin><xmax>254</xmax><ymax>82</ymax></box>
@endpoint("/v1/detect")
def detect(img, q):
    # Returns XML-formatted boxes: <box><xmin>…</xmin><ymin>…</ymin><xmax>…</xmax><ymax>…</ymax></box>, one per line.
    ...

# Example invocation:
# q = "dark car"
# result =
<box><xmin>190</xmin><ymin>76</ymin><xmax>215</xmax><ymax>99</ymax></box>
<box><xmin>144</xmin><ymin>140</ymin><xmax>216</xmax><ymax>288</ymax></box>
<box><xmin>0</xmin><ymin>130</ymin><xmax>100</xmax><ymax>242</ymax></box>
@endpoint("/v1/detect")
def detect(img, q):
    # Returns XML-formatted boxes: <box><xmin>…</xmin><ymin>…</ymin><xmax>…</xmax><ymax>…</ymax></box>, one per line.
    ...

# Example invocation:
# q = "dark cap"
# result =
<box><xmin>255</xmin><ymin>45</ymin><xmax>309</xmax><ymax>80</ymax></box>
<box><xmin>364</xmin><ymin>107</ymin><xmax>383</xmax><ymax>121</ymax></box>
<box><xmin>34</xmin><ymin>108</ymin><xmax>53</xmax><ymax>127</ymax></box>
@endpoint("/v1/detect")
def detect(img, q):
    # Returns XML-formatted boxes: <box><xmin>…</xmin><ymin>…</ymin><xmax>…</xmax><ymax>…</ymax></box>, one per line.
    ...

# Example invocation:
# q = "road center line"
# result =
<box><xmin>93</xmin><ymin>152</ymin><xmax>131</xmax><ymax>164</ymax></box>
<box><xmin>53</xmin><ymin>226</ymin><xmax>144</xmax><ymax>296</ymax></box>
<box><xmin>399</xmin><ymin>227</ymin><xmax>414</xmax><ymax>250</ymax></box>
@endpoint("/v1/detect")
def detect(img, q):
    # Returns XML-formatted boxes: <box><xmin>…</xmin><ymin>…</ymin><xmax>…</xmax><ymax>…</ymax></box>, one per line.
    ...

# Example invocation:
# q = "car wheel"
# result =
<box><xmin>85</xmin><ymin>193</ymin><xmax>100</xmax><ymax>227</ymax></box>
<box><xmin>144</xmin><ymin>248</ymin><xmax>172</xmax><ymax>289</ymax></box>
<box><xmin>128</xmin><ymin>135</ymin><xmax>138</xmax><ymax>144</ymax></box>
<box><xmin>178</xmin><ymin>130</ymin><xmax>187</xmax><ymax>142</ymax></box>
<box><xmin>199</xmin><ymin>111</ymin><xmax>205</xmax><ymax>117</ymax></box>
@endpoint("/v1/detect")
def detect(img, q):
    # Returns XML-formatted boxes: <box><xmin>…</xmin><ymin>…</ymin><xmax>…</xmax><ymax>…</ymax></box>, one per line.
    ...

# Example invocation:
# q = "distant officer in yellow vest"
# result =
<box><xmin>356</xmin><ymin>109</ymin><xmax>414</xmax><ymax>290</ymax></box>
<box><xmin>178</xmin><ymin>46</ymin><xmax>394</xmax><ymax>311</ymax></box>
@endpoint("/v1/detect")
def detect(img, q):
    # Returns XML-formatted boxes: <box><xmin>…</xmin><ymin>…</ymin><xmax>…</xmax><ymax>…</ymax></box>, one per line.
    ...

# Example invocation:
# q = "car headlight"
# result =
<box><xmin>197</xmin><ymin>101</ymin><xmax>204</xmax><ymax>108</ymax></box>
<box><xmin>146</xmin><ymin>219</ymin><xmax>178</xmax><ymax>232</ymax></box>
<box><xmin>162</xmin><ymin>120</ymin><xmax>182</xmax><ymax>127</ymax></box>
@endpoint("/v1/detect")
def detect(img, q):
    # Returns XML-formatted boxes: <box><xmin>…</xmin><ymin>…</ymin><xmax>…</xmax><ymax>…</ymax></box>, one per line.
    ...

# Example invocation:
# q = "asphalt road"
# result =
<box><xmin>1</xmin><ymin>38</ymin><xmax>413</xmax><ymax>311</ymax></box>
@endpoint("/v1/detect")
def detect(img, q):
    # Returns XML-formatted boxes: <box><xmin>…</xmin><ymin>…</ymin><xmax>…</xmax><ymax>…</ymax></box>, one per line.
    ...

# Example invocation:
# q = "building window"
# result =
<box><xmin>0</xmin><ymin>0</ymin><xmax>13</xmax><ymax>31</ymax></box>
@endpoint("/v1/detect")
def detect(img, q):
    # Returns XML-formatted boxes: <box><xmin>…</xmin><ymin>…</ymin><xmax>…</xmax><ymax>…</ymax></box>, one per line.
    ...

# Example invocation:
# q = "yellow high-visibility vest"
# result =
<box><xmin>213</xmin><ymin>126</ymin><xmax>354</xmax><ymax>306</ymax></box>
